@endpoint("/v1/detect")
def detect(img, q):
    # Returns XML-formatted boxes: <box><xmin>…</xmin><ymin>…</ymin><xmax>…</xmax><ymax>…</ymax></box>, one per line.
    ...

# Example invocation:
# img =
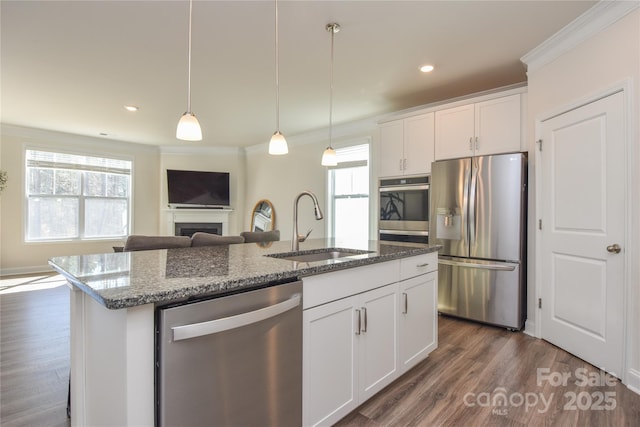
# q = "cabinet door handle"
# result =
<box><xmin>475</xmin><ymin>136</ymin><xmax>479</xmax><ymax>151</ymax></box>
<box><xmin>362</xmin><ymin>307</ymin><xmax>367</xmax><ymax>333</ymax></box>
<box><xmin>402</xmin><ymin>292</ymin><xmax>408</xmax><ymax>314</ymax></box>
<box><xmin>469</xmin><ymin>137</ymin><xmax>473</xmax><ymax>151</ymax></box>
<box><xmin>403</xmin><ymin>158</ymin><xmax>407</xmax><ymax>170</ymax></box>
<box><xmin>416</xmin><ymin>263</ymin><xmax>429</xmax><ymax>268</ymax></box>
<box><xmin>355</xmin><ymin>309</ymin><xmax>361</xmax><ymax>335</ymax></box>
<box><xmin>399</xmin><ymin>159</ymin><xmax>403</xmax><ymax>171</ymax></box>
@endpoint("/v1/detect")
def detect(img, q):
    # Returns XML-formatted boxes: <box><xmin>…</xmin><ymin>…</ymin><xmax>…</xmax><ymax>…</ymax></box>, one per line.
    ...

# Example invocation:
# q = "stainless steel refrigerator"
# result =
<box><xmin>430</xmin><ymin>152</ymin><xmax>527</xmax><ymax>329</ymax></box>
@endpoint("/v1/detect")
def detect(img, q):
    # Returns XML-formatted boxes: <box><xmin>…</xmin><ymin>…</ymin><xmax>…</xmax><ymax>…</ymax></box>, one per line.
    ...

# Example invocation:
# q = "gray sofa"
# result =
<box><xmin>119</xmin><ymin>230</ymin><xmax>279</xmax><ymax>252</ymax></box>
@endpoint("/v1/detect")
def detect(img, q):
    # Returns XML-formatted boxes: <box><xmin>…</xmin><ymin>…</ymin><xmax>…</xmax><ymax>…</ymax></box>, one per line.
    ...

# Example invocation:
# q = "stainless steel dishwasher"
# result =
<box><xmin>156</xmin><ymin>280</ymin><xmax>302</xmax><ymax>427</ymax></box>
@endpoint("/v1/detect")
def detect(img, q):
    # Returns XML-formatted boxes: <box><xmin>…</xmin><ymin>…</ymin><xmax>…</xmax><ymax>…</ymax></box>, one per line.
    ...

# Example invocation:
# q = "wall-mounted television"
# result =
<box><xmin>167</xmin><ymin>169</ymin><xmax>230</xmax><ymax>208</ymax></box>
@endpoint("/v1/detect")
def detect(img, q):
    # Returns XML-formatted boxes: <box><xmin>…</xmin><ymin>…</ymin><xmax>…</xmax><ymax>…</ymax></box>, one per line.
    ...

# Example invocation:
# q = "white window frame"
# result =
<box><xmin>24</xmin><ymin>148</ymin><xmax>133</xmax><ymax>242</ymax></box>
<box><xmin>326</xmin><ymin>142</ymin><xmax>371</xmax><ymax>240</ymax></box>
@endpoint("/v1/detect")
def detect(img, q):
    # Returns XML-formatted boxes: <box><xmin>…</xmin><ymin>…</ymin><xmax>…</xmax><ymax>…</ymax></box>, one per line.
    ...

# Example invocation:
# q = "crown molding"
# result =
<box><xmin>521</xmin><ymin>1</ymin><xmax>639</xmax><ymax>73</ymax></box>
<box><xmin>377</xmin><ymin>83</ymin><xmax>527</xmax><ymax>124</ymax></box>
<box><xmin>1</xmin><ymin>123</ymin><xmax>159</xmax><ymax>153</ymax></box>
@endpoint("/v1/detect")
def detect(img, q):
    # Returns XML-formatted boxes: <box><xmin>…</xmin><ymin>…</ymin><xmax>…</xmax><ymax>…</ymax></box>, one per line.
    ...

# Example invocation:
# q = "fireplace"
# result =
<box><xmin>175</xmin><ymin>222</ymin><xmax>222</xmax><ymax>237</ymax></box>
<box><xmin>165</xmin><ymin>208</ymin><xmax>232</xmax><ymax>236</ymax></box>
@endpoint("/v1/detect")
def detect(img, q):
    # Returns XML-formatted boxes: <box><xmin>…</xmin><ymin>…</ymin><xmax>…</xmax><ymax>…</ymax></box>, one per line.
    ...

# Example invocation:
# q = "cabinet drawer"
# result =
<box><xmin>400</xmin><ymin>252</ymin><xmax>437</xmax><ymax>280</ymax></box>
<box><xmin>303</xmin><ymin>260</ymin><xmax>400</xmax><ymax>309</ymax></box>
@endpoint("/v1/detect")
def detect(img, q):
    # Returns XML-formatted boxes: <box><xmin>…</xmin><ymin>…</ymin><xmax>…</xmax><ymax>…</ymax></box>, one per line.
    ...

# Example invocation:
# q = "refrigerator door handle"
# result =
<box><xmin>438</xmin><ymin>259</ymin><xmax>516</xmax><ymax>271</ymax></box>
<box><xmin>468</xmin><ymin>158</ymin><xmax>478</xmax><ymax>248</ymax></box>
<box><xmin>462</xmin><ymin>161</ymin><xmax>472</xmax><ymax>250</ymax></box>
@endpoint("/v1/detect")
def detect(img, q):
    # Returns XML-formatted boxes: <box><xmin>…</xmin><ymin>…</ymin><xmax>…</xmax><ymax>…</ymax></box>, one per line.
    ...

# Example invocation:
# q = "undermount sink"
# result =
<box><xmin>267</xmin><ymin>248</ymin><xmax>373</xmax><ymax>263</ymax></box>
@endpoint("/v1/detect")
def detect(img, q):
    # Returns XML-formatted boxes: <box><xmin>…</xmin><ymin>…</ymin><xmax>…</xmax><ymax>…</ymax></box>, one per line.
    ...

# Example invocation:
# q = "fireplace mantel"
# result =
<box><xmin>164</xmin><ymin>208</ymin><xmax>232</xmax><ymax>236</ymax></box>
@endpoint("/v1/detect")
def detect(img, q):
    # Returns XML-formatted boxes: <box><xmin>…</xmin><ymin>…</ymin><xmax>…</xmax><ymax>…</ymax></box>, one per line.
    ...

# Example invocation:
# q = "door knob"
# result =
<box><xmin>606</xmin><ymin>244</ymin><xmax>621</xmax><ymax>254</ymax></box>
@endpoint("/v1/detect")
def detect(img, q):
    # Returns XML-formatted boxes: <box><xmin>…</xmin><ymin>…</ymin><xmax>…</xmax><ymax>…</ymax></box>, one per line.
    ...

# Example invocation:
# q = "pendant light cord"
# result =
<box><xmin>274</xmin><ymin>0</ymin><xmax>281</xmax><ymax>132</ymax></box>
<box><xmin>329</xmin><ymin>25</ymin><xmax>334</xmax><ymax>146</ymax></box>
<box><xmin>186</xmin><ymin>0</ymin><xmax>193</xmax><ymax>114</ymax></box>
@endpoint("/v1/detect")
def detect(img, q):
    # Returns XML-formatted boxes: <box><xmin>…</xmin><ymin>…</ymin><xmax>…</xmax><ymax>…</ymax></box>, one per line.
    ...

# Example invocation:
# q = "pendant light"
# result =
<box><xmin>268</xmin><ymin>0</ymin><xmax>288</xmax><ymax>155</ymax></box>
<box><xmin>321</xmin><ymin>23</ymin><xmax>340</xmax><ymax>166</ymax></box>
<box><xmin>176</xmin><ymin>0</ymin><xmax>202</xmax><ymax>141</ymax></box>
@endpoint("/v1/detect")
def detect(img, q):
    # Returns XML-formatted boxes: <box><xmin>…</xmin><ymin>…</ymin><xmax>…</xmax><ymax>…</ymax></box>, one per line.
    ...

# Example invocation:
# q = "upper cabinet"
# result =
<box><xmin>434</xmin><ymin>94</ymin><xmax>521</xmax><ymax>160</ymax></box>
<box><xmin>379</xmin><ymin>112</ymin><xmax>435</xmax><ymax>177</ymax></box>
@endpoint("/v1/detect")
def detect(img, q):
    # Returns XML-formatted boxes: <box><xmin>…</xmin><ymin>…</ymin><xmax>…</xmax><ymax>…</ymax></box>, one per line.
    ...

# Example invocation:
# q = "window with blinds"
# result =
<box><xmin>25</xmin><ymin>149</ymin><xmax>132</xmax><ymax>241</ymax></box>
<box><xmin>327</xmin><ymin>143</ymin><xmax>369</xmax><ymax>240</ymax></box>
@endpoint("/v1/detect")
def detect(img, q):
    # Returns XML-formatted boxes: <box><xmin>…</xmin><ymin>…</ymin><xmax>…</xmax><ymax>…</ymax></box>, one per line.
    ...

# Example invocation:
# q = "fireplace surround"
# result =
<box><xmin>165</xmin><ymin>208</ymin><xmax>232</xmax><ymax>236</ymax></box>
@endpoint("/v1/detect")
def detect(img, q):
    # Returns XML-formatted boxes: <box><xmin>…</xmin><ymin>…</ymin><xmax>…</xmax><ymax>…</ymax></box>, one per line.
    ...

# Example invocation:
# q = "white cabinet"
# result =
<box><xmin>303</xmin><ymin>253</ymin><xmax>438</xmax><ymax>426</ymax></box>
<box><xmin>434</xmin><ymin>94</ymin><xmax>521</xmax><ymax>160</ymax></box>
<box><xmin>379</xmin><ymin>112</ymin><xmax>435</xmax><ymax>177</ymax></box>
<box><xmin>399</xmin><ymin>272</ymin><xmax>437</xmax><ymax>373</ymax></box>
<box><xmin>398</xmin><ymin>252</ymin><xmax>438</xmax><ymax>373</ymax></box>
<box><xmin>303</xmin><ymin>294</ymin><xmax>359</xmax><ymax>426</ymax></box>
<box><xmin>303</xmin><ymin>283</ymin><xmax>399</xmax><ymax>426</ymax></box>
<box><xmin>357</xmin><ymin>284</ymin><xmax>399</xmax><ymax>402</ymax></box>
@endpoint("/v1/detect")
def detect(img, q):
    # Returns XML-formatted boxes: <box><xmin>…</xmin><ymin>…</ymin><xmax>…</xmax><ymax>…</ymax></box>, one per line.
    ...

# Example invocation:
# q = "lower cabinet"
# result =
<box><xmin>399</xmin><ymin>271</ymin><xmax>437</xmax><ymax>373</ymax></box>
<box><xmin>303</xmin><ymin>283</ymin><xmax>399</xmax><ymax>427</ymax></box>
<box><xmin>303</xmin><ymin>253</ymin><xmax>438</xmax><ymax>427</ymax></box>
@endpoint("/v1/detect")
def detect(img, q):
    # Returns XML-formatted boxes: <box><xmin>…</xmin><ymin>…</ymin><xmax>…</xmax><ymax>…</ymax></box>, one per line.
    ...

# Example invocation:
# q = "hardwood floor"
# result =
<box><xmin>1</xmin><ymin>275</ymin><xmax>639</xmax><ymax>426</ymax></box>
<box><xmin>336</xmin><ymin>316</ymin><xmax>640</xmax><ymax>427</ymax></box>
<box><xmin>0</xmin><ymin>275</ymin><xmax>70</xmax><ymax>427</ymax></box>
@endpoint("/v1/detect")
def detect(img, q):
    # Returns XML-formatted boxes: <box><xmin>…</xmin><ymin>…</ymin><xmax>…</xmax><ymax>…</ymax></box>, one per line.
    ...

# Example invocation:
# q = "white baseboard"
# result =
<box><xmin>0</xmin><ymin>264</ymin><xmax>53</xmax><ymax>278</ymax></box>
<box><xmin>626</xmin><ymin>369</ymin><xmax>640</xmax><ymax>396</ymax></box>
<box><xmin>523</xmin><ymin>319</ymin><xmax>536</xmax><ymax>337</ymax></box>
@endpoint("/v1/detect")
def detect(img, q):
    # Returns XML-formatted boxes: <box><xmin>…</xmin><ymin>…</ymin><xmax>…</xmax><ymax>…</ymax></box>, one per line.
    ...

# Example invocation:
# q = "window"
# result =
<box><xmin>26</xmin><ymin>149</ymin><xmax>131</xmax><ymax>241</ymax></box>
<box><xmin>327</xmin><ymin>144</ymin><xmax>369</xmax><ymax>240</ymax></box>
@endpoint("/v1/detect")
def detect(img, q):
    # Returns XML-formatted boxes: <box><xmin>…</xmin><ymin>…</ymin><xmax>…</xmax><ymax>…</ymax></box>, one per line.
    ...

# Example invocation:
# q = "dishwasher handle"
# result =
<box><xmin>172</xmin><ymin>293</ymin><xmax>301</xmax><ymax>342</ymax></box>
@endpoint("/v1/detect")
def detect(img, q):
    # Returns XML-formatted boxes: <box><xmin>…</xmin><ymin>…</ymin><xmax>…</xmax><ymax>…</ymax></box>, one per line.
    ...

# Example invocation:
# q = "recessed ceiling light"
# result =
<box><xmin>420</xmin><ymin>64</ymin><xmax>434</xmax><ymax>73</ymax></box>
<box><xmin>124</xmin><ymin>105</ymin><xmax>139</xmax><ymax>112</ymax></box>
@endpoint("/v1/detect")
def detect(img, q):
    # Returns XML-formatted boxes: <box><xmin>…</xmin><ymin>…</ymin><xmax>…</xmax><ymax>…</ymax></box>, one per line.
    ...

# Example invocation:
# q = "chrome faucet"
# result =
<box><xmin>292</xmin><ymin>191</ymin><xmax>324</xmax><ymax>251</ymax></box>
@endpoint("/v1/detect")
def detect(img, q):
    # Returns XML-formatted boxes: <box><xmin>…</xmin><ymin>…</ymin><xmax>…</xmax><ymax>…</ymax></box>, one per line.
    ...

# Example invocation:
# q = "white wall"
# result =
<box><xmin>0</xmin><ymin>120</ymin><xmax>374</xmax><ymax>273</ymax></box>
<box><xmin>525</xmin><ymin>9</ymin><xmax>640</xmax><ymax>390</ymax></box>
<box><xmin>245</xmin><ymin>140</ymin><xmax>328</xmax><ymax>242</ymax></box>
<box><xmin>0</xmin><ymin>125</ymin><xmax>161</xmax><ymax>274</ymax></box>
<box><xmin>244</xmin><ymin>122</ymin><xmax>377</xmax><ymax>242</ymax></box>
<box><xmin>159</xmin><ymin>147</ymin><xmax>246</xmax><ymax>235</ymax></box>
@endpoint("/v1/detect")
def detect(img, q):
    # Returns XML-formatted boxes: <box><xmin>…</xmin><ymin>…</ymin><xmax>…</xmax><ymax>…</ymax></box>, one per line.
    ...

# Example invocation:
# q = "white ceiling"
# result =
<box><xmin>1</xmin><ymin>0</ymin><xmax>596</xmax><ymax>148</ymax></box>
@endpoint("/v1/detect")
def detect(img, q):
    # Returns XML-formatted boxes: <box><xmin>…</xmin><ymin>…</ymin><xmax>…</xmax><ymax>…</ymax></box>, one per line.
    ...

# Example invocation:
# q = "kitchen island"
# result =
<box><xmin>49</xmin><ymin>238</ymin><xmax>440</xmax><ymax>426</ymax></box>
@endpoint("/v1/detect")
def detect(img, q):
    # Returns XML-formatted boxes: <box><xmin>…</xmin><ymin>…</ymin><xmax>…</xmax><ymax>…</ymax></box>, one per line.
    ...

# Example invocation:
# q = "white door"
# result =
<box><xmin>539</xmin><ymin>91</ymin><xmax>625</xmax><ymax>376</ymax></box>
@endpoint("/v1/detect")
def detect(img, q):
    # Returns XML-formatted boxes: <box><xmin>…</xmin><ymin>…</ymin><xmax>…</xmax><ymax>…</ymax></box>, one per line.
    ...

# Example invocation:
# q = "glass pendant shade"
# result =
<box><xmin>269</xmin><ymin>131</ymin><xmax>288</xmax><ymax>155</ymax></box>
<box><xmin>321</xmin><ymin>146</ymin><xmax>337</xmax><ymax>166</ymax></box>
<box><xmin>177</xmin><ymin>0</ymin><xmax>201</xmax><ymax>142</ymax></box>
<box><xmin>176</xmin><ymin>112</ymin><xmax>202</xmax><ymax>141</ymax></box>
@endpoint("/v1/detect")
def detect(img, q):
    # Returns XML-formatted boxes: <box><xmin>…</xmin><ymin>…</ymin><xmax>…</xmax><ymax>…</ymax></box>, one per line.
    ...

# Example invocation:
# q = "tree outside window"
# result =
<box><xmin>25</xmin><ymin>150</ymin><xmax>131</xmax><ymax>241</ymax></box>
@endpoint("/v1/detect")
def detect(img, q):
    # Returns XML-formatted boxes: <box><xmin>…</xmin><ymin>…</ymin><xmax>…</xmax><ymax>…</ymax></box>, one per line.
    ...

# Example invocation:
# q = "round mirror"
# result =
<box><xmin>250</xmin><ymin>199</ymin><xmax>275</xmax><ymax>232</ymax></box>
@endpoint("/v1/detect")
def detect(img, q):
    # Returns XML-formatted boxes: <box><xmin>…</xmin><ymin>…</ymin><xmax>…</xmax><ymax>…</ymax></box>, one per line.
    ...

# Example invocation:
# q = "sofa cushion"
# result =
<box><xmin>123</xmin><ymin>235</ymin><xmax>191</xmax><ymax>252</ymax></box>
<box><xmin>191</xmin><ymin>232</ymin><xmax>245</xmax><ymax>247</ymax></box>
<box><xmin>240</xmin><ymin>230</ymin><xmax>280</xmax><ymax>243</ymax></box>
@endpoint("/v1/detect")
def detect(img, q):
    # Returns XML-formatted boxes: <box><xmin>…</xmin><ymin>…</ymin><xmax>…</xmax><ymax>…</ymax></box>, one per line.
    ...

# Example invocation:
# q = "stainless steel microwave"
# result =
<box><xmin>378</xmin><ymin>175</ymin><xmax>429</xmax><ymax>244</ymax></box>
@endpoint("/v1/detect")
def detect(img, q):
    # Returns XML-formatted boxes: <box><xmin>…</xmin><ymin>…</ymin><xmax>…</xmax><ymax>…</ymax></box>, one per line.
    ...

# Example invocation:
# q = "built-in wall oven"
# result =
<box><xmin>378</xmin><ymin>175</ymin><xmax>429</xmax><ymax>244</ymax></box>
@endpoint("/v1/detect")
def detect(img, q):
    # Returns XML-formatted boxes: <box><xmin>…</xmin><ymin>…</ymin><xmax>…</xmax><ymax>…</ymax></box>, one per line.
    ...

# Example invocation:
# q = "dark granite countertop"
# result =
<box><xmin>48</xmin><ymin>238</ymin><xmax>441</xmax><ymax>310</ymax></box>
